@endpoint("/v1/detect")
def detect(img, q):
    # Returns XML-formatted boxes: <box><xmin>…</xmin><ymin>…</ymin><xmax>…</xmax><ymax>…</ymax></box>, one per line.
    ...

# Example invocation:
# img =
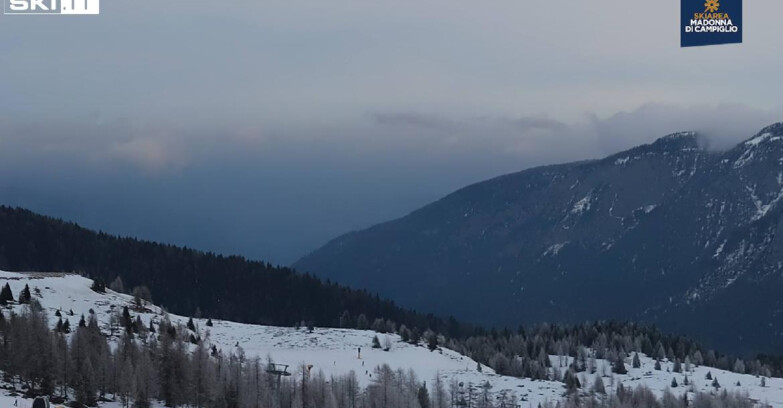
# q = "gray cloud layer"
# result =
<box><xmin>1</xmin><ymin>1</ymin><xmax>782</xmax><ymax>263</ymax></box>
<box><xmin>0</xmin><ymin>104</ymin><xmax>779</xmax><ymax>264</ymax></box>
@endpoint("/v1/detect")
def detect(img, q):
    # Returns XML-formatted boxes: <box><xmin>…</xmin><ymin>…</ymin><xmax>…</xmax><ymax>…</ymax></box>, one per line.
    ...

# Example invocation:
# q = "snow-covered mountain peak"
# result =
<box><xmin>739</xmin><ymin>123</ymin><xmax>783</xmax><ymax>149</ymax></box>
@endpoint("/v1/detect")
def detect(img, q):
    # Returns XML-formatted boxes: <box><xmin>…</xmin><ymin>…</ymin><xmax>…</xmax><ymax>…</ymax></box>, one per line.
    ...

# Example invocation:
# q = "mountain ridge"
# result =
<box><xmin>295</xmin><ymin>123</ymin><xmax>783</xmax><ymax>354</ymax></box>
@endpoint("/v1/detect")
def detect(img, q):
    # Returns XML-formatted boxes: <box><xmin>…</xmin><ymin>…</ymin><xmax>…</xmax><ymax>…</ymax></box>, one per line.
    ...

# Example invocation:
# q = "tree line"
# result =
<box><xmin>0</xmin><ymin>300</ymin><xmax>765</xmax><ymax>408</ymax></box>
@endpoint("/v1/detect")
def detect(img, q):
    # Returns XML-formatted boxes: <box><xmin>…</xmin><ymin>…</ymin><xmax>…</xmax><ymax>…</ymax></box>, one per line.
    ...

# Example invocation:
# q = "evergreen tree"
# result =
<box><xmin>632</xmin><ymin>352</ymin><xmax>641</xmax><ymax>369</ymax></box>
<box><xmin>90</xmin><ymin>278</ymin><xmax>106</xmax><ymax>293</ymax></box>
<box><xmin>563</xmin><ymin>370</ymin><xmax>581</xmax><ymax>393</ymax></box>
<box><xmin>592</xmin><ymin>374</ymin><xmax>605</xmax><ymax>394</ymax></box>
<box><xmin>613</xmin><ymin>355</ymin><xmax>627</xmax><ymax>375</ymax></box>
<box><xmin>399</xmin><ymin>325</ymin><xmax>410</xmax><ymax>342</ymax></box>
<box><xmin>410</xmin><ymin>328</ymin><xmax>421</xmax><ymax>345</ymax></box>
<box><xmin>372</xmin><ymin>335</ymin><xmax>381</xmax><ymax>349</ymax></box>
<box><xmin>0</xmin><ymin>283</ymin><xmax>13</xmax><ymax>305</ymax></box>
<box><xmin>417</xmin><ymin>383</ymin><xmax>430</xmax><ymax>408</ymax></box>
<box><xmin>18</xmin><ymin>284</ymin><xmax>31</xmax><ymax>304</ymax></box>
<box><xmin>206</xmin><ymin>318</ymin><xmax>213</xmax><ymax>327</ymax></box>
<box><xmin>122</xmin><ymin>306</ymin><xmax>133</xmax><ymax>334</ymax></box>
<box><xmin>427</xmin><ymin>333</ymin><xmax>438</xmax><ymax>351</ymax></box>
<box><xmin>671</xmin><ymin>377</ymin><xmax>678</xmax><ymax>388</ymax></box>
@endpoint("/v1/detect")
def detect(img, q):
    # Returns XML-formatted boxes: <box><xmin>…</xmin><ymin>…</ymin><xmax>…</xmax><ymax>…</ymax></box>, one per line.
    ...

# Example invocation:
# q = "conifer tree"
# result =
<box><xmin>0</xmin><ymin>283</ymin><xmax>13</xmax><ymax>305</ymax></box>
<box><xmin>90</xmin><ymin>278</ymin><xmax>106</xmax><ymax>293</ymax></box>
<box><xmin>563</xmin><ymin>369</ymin><xmax>580</xmax><ymax>393</ymax></box>
<box><xmin>613</xmin><ymin>355</ymin><xmax>627</xmax><ymax>375</ymax></box>
<box><xmin>18</xmin><ymin>284</ymin><xmax>31</xmax><ymax>304</ymax></box>
<box><xmin>593</xmin><ymin>374</ymin><xmax>605</xmax><ymax>394</ymax></box>
<box><xmin>417</xmin><ymin>383</ymin><xmax>430</xmax><ymax>408</ymax></box>
<box><xmin>632</xmin><ymin>352</ymin><xmax>641</xmax><ymax>369</ymax></box>
<box><xmin>427</xmin><ymin>333</ymin><xmax>438</xmax><ymax>351</ymax></box>
<box><xmin>410</xmin><ymin>328</ymin><xmax>421</xmax><ymax>345</ymax></box>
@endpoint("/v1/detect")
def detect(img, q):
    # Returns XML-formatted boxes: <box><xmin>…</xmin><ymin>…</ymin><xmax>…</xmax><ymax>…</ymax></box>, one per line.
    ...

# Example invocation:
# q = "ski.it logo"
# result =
<box><xmin>4</xmin><ymin>0</ymin><xmax>99</xmax><ymax>15</ymax></box>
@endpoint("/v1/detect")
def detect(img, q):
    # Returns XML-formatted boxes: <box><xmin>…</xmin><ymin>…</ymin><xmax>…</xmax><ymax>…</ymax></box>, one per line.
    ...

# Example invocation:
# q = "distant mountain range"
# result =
<box><xmin>295</xmin><ymin>123</ymin><xmax>783</xmax><ymax>353</ymax></box>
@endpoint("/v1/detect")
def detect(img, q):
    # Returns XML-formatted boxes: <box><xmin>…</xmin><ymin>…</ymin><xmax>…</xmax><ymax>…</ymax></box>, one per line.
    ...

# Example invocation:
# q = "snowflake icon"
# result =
<box><xmin>704</xmin><ymin>0</ymin><xmax>720</xmax><ymax>12</ymax></box>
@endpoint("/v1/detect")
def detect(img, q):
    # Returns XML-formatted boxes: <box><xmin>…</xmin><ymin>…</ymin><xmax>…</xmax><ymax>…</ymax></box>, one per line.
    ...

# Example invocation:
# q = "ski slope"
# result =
<box><xmin>0</xmin><ymin>271</ymin><xmax>782</xmax><ymax>407</ymax></box>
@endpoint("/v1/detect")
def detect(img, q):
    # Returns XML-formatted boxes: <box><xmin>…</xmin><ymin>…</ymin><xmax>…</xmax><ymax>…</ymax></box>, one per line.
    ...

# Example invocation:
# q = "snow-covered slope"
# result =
<box><xmin>1</xmin><ymin>271</ymin><xmax>782</xmax><ymax>407</ymax></box>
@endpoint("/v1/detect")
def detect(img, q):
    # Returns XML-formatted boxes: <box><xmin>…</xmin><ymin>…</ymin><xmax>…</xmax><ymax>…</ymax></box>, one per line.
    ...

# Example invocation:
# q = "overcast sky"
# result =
<box><xmin>1</xmin><ymin>0</ymin><xmax>782</xmax><ymax>265</ymax></box>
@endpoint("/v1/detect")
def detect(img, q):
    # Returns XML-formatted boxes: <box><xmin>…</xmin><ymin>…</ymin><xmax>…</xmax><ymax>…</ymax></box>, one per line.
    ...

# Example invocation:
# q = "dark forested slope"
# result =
<box><xmin>0</xmin><ymin>205</ymin><xmax>465</xmax><ymax>336</ymax></box>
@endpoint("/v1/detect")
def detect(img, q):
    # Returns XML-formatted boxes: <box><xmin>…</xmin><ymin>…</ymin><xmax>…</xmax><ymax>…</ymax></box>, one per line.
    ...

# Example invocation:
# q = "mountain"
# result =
<box><xmin>3</xmin><ymin>270</ymin><xmax>783</xmax><ymax>407</ymax></box>
<box><xmin>295</xmin><ymin>123</ymin><xmax>783</xmax><ymax>354</ymax></box>
<box><xmin>0</xmin><ymin>206</ymin><xmax>471</xmax><ymax>338</ymax></box>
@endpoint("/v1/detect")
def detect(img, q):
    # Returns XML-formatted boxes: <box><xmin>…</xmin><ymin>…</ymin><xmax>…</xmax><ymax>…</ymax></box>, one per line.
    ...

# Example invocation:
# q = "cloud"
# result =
<box><xmin>0</xmin><ymin>103</ymin><xmax>779</xmax><ymax>265</ymax></box>
<box><xmin>109</xmin><ymin>137</ymin><xmax>186</xmax><ymax>173</ymax></box>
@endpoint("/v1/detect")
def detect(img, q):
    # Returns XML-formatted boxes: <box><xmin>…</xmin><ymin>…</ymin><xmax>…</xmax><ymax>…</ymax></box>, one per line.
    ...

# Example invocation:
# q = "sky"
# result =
<box><xmin>0</xmin><ymin>0</ymin><xmax>782</xmax><ymax>265</ymax></box>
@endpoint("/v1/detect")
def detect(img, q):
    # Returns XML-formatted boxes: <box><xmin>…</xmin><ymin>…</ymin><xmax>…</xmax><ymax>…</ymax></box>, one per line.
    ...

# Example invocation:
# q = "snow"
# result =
<box><xmin>735</xmin><ymin>149</ymin><xmax>756</xmax><ymax>169</ymax></box>
<box><xmin>0</xmin><ymin>271</ymin><xmax>568</xmax><ymax>406</ymax></box>
<box><xmin>614</xmin><ymin>157</ymin><xmax>629</xmax><ymax>166</ymax></box>
<box><xmin>570</xmin><ymin>192</ymin><xmax>593</xmax><ymax>215</ymax></box>
<box><xmin>543</xmin><ymin>242</ymin><xmax>569</xmax><ymax>257</ymax></box>
<box><xmin>1</xmin><ymin>271</ymin><xmax>782</xmax><ymax>407</ymax></box>
<box><xmin>745</xmin><ymin>132</ymin><xmax>775</xmax><ymax>146</ymax></box>
<box><xmin>713</xmin><ymin>240</ymin><xmax>727</xmax><ymax>258</ymax></box>
<box><xmin>744</xmin><ymin>182</ymin><xmax>783</xmax><ymax>222</ymax></box>
<box><xmin>555</xmin><ymin>354</ymin><xmax>783</xmax><ymax>406</ymax></box>
<box><xmin>736</xmin><ymin>133</ymin><xmax>783</xmax><ymax>169</ymax></box>
<box><xmin>0</xmin><ymin>393</ymin><xmax>164</xmax><ymax>408</ymax></box>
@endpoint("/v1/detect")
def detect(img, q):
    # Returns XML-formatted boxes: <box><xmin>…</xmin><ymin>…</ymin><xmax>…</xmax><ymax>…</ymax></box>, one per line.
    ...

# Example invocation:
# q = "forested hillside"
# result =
<box><xmin>0</xmin><ymin>206</ymin><xmax>466</xmax><ymax>337</ymax></box>
<box><xmin>4</xmin><ymin>205</ymin><xmax>783</xmax><ymax>385</ymax></box>
<box><xmin>0</xmin><ymin>272</ymin><xmax>775</xmax><ymax>408</ymax></box>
